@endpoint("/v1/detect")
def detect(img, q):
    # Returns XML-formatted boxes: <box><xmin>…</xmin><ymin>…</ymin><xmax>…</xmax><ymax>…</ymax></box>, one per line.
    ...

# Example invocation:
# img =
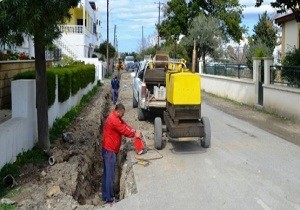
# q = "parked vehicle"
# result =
<box><xmin>124</xmin><ymin>55</ymin><xmax>134</xmax><ymax>71</ymax></box>
<box><xmin>131</xmin><ymin>58</ymin><xmax>168</xmax><ymax>121</ymax></box>
<box><xmin>132</xmin><ymin>61</ymin><xmax>140</xmax><ymax>72</ymax></box>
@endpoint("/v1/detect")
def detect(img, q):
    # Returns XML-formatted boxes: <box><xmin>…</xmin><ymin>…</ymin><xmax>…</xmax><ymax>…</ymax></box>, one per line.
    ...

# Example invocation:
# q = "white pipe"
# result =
<box><xmin>48</xmin><ymin>156</ymin><xmax>56</xmax><ymax>166</ymax></box>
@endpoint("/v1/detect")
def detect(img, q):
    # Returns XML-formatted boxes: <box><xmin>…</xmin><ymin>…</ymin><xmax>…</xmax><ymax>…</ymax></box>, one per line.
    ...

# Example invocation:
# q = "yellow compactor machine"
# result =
<box><xmin>154</xmin><ymin>58</ymin><xmax>211</xmax><ymax>149</ymax></box>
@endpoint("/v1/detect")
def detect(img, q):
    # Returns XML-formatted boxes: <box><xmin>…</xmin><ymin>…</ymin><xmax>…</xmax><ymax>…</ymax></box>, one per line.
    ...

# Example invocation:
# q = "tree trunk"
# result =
<box><xmin>34</xmin><ymin>42</ymin><xmax>50</xmax><ymax>151</ymax></box>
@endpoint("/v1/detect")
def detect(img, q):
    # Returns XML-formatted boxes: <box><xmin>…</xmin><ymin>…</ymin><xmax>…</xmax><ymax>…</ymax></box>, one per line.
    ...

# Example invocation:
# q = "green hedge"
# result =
<box><xmin>13</xmin><ymin>63</ymin><xmax>95</xmax><ymax>106</ymax></box>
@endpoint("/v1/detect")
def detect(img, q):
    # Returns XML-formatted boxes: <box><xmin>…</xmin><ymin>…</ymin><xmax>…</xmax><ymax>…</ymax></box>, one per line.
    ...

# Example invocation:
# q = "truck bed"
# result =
<box><xmin>144</xmin><ymin>68</ymin><xmax>166</xmax><ymax>84</ymax></box>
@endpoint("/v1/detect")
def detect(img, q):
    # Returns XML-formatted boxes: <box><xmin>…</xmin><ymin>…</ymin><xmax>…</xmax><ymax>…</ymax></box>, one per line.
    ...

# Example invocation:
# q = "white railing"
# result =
<box><xmin>59</xmin><ymin>25</ymin><xmax>84</xmax><ymax>34</ymax></box>
<box><xmin>53</xmin><ymin>39</ymin><xmax>78</xmax><ymax>59</ymax></box>
<box><xmin>58</xmin><ymin>25</ymin><xmax>92</xmax><ymax>38</ymax></box>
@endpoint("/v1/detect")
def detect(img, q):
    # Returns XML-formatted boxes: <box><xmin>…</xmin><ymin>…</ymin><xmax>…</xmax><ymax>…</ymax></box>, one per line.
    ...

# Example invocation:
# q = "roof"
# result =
<box><xmin>275</xmin><ymin>12</ymin><xmax>296</xmax><ymax>25</ymax></box>
<box><xmin>89</xmin><ymin>1</ymin><xmax>96</xmax><ymax>10</ymax></box>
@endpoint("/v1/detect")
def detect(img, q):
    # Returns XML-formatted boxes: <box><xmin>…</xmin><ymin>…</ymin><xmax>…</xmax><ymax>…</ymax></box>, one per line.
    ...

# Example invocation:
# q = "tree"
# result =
<box><xmin>98</xmin><ymin>41</ymin><xmax>116</xmax><ymax>59</ymax></box>
<box><xmin>158</xmin><ymin>0</ymin><xmax>245</xmax><ymax>44</ymax></box>
<box><xmin>181</xmin><ymin>15</ymin><xmax>223</xmax><ymax>66</ymax></box>
<box><xmin>281</xmin><ymin>47</ymin><xmax>300</xmax><ymax>86</ymax></box>
<box><xmin>226</xmin><ymin>44</ymin><xmax>248</xmax><ymax>63</ymax></box>
<box><xmin>255</xmin><ymin>0</ymin><xmax>300</xmax><ymax>21</ymax></box>
<box><xmin>158</xmin><ymin>0</ymin><xmax>189</xmax><ymax>43</ymax></box>
<box><xmin>0</xmin><ymin>0</ymin><xmax>80</xmax><ymax>150</ymax></box>
<box><xmin>252</xmin><ymin>11</ymin><xmax>278</xmax><ymax>52</ymax></box>
<box><xmin>245</xmin><ymin>11</ymin><xmax>277</xmax><ymax>67</ymax></box>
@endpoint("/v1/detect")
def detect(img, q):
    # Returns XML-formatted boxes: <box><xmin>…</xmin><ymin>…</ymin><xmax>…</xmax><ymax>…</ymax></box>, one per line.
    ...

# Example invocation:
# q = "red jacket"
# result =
<box><xmin>102</xmin><ymin>110</ymin><xmax>135</xmax><ymax>153</ymax></box>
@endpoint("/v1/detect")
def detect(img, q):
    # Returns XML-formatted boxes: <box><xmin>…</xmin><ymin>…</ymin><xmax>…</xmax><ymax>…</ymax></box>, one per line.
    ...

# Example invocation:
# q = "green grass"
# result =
<box><xmin>0</xmin><ymin>204</ymin><xmax>16</xmax><ymax>210</ymax></box>
<box><xmin>0</xmin><ymin>82</ymin><xmax>102</xmax><ymax>202</ymax></box>
<box><xmin>0</xmin><ymin>147</ymin><xmax>46</xmax><ymax>198</ymax></box>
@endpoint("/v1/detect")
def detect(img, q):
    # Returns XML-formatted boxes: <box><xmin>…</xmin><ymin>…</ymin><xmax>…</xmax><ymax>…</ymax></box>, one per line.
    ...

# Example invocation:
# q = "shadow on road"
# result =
<box><xmin>168</xmin><ymin>141</ymin><xmax>208</xmax><ymax>155</ymax></box>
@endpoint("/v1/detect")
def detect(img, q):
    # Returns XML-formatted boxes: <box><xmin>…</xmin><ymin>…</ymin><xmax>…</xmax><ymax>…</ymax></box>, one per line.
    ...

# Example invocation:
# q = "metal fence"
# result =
<box><xmin>270</xmin><ymin>65</ymin><xmax>300</xmax><ymax>88</ymax></box>
<box><xmin>203</xmin><ymin>63</ymin><xmax>253</xmax><ymax>79</ymax></box>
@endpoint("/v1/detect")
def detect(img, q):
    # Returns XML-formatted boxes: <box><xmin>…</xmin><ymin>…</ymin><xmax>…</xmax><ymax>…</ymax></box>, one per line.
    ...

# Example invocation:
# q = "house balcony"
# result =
<box><xmin>56</xmin><ymin>24</ymin><xmax>99</xmax><ymax>59</ymax></box>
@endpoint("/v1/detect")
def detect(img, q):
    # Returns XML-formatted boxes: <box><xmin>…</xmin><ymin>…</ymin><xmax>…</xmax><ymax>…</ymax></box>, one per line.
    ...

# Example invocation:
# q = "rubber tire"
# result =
<box><xmin>154</xmin><ymin>117</ymin><xmax>162</xmax><ymax>150</ymax></box>
<box><xmin>133</xmin><ymin>93</ymin><xmax>138</xmax><ymax>108</ymax></box>
<box><xmin>137</xmin><ymin>101</ymin><xmax>146</xmax><ymax>121</ymax></box>
<box><xmin>201</xmin><ymin>117</ymin><xmax>211</xmax><ymax>148</ymax></box>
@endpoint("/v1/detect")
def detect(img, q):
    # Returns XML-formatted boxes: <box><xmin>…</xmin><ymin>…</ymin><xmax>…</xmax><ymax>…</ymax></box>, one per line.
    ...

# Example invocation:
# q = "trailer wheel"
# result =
<box><xmin>154</xmin><ymin>117</ymin><xmax>162</xmax><ymax>150</ymax></box>
<box><xmin>201</xmin><ymin>117</ymin><xmax>211</xmax><ymax>148</ymax></box>
<box><xmin>137</xmin><ymin>102</ymin><xmax>146</xmax><ymax>121</ymax></box>
<box><xmin>133</xmin><ymin>93</ymin><xmax>138</xmax><ymax>108</ymax></box>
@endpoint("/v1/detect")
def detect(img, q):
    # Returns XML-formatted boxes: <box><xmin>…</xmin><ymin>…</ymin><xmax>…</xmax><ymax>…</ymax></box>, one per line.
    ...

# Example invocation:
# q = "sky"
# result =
<box><xmin>95</xmin><ymin>0</ymin><xmax>277</xmax><ymax>53</ymax></box>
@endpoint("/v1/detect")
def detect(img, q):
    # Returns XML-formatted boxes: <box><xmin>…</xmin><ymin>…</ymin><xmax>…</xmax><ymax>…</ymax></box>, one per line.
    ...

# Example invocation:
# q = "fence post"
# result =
<box><xmin>263</xmin><ymin>57</ymin><xmax>274</xmax><ymax>85</ymax></box>
<box><xmin>199</xmin><ymin>59</ymin><xmax>203</xmax><ymax>74</ymax></box>
<box><xmin>252</xmin><ymin>57</ymin><xmax>262</xmax><ymax>104</ymax></box>
<box><xmin>252</xmin><ymin>57</ymin><xmax>261</xmax><ymax>83</ymax></box>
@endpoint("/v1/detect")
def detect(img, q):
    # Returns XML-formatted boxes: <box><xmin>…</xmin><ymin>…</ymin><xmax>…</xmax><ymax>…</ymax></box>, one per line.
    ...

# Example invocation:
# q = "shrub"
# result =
<box><xmin>282</xmin><ymin>48</ymin><xmax>300</xmax><ymax>87</ymax></box>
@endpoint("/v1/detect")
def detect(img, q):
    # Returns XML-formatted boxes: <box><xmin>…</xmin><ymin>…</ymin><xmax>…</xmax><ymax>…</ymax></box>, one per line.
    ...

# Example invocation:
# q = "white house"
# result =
<box><xmin>54</xmin><ymin>0</ymin><xmax>101</xmax><ymax>59</ymax></box>
<box><xmin>275</xmin><ymin>12</ymin><xmax>300</xmax><ymax>57</ymax></box>
<box><xmin>1</xmin><ymin>0</ymin><xmax>101</xmax><ymax>60</ymax></box>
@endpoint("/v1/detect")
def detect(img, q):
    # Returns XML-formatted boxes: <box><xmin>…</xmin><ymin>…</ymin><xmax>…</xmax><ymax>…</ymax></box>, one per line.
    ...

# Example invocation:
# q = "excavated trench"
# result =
<box><xmin>65</xmin><ymin>90</ymin><xmax>137</xmax><ymax>206</ymax></box>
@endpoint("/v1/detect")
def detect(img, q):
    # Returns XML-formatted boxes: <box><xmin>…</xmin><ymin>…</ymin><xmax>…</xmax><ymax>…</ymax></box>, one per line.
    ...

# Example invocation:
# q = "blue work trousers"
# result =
<box><xmin>101</xmin><ymin>148</ymin><xmax>117</xmax><ymax>202</ymax></box>
<box><xmin>112</xmin><ymin>89</ymin><xmax>118</xmax><ymax>104</ymax></box>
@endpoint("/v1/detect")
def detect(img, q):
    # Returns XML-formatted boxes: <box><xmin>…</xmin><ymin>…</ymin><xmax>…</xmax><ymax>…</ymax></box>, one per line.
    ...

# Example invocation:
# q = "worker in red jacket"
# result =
<box><xmin>101</xmin><ymin>103</ymin><xmax>141</xmax><ymax>204</ymax></box>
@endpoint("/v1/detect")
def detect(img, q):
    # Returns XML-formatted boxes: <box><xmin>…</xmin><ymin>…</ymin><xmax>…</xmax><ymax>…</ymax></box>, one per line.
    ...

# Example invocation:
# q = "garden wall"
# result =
<box><xmin>0</xmin><ymin>60</ymin><xmax>52</xmax><ymax>109</ymax></box>
<box><xmin>0</xmin><ymin>72</ymin><xmax>98</xmax><ymax>170</ymax></box>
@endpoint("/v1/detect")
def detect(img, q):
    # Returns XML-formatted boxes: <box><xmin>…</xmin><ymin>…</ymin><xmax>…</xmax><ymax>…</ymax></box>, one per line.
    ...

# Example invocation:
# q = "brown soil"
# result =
<box><xmin>2</xmin><ymin>70</ymin><xmax>300</xmax><ymax>209</ymax></box>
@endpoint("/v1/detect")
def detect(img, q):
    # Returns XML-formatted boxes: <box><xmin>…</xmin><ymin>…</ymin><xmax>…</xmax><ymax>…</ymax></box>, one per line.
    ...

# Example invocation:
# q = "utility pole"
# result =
<box><xmin>154</xmin><ymin>1</ymin><xmax>162</xmax><ymax>48</ymax></box>
<box><xmin>192</xmin><ymin>39</ymin><xmax>196</xmax><ymax>73</ymax></box>
<box><xmin>106</xmin><ymin>0</ymin><xmax>110</xmax><ymax>74</ymax></box>
<box><xmin>142</xmin><ymin>26</ymin><xmax>144</xmax><ymax>50</ymax></box>
<box><xmin>113</xmin><ymin>24</ymin><xmax>116</xmax><ymax>49</ymax></box>
<box><xmin>116</xmin><ymin>36</ymin><xmax>118</xmax><ymax>57</ymax></box>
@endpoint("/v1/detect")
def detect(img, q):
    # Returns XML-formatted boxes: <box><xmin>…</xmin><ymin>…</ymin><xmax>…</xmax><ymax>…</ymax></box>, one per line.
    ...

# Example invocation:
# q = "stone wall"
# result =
<box><xmin>0</xmin><ymin>60</ymin><xmax>52</xmax><ymax>109</ymax></box>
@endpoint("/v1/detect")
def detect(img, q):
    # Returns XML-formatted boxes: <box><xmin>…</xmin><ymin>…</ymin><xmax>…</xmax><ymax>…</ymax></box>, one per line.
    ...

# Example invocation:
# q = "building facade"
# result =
<box><xmin>55</xmin><ymin>0</ymin><xmax>101</xmax><ymax>59</ymax></box>
<box><xmin>275</xmin><ymin>12</ymin><xmax>300</xmax><ymax>57</ymax></box>
<box><xmin>0</xmin><ymin>0</ymin><xmax>101</xmax><ymax>60</ymax></box>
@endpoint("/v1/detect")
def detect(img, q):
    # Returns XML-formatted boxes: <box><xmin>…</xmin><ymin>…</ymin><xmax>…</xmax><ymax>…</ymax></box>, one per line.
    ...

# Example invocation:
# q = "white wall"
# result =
<box><xmin>0</xmin><ymin>62</ymin><xmax>102</xmax><ymax>170</ymax></box>
<box><xmin>201</xmin><ymin>74</ymin><xmax>256</xmax><ymax>105</ymax></box>
<box><xmin>61</xmin><ymin>33</ymin><xmax>85</xmax><ymax>58</ymax></box>
<box><xmin>284</xmin><ymin>20</ymin><xmax>299</xmax><ymax>52</ymax></box>
<box><xmin>48</xmin><ymin>78</ymin><xmax>97</xmax><ymax>127</ymax></box>
<box><xmin>0</xmin><ymin>118</ymin><xmax>31</xmax><ymax>168</ymax></box>
<box><xmin>263</xmin><ymin>85</ymin><xmax>300</xmax><ymax>120</ymax></box>
<box><xmin>79</xmin><ymin>58</ymin><xmax>103</xmax><ymax>81</ymax></box>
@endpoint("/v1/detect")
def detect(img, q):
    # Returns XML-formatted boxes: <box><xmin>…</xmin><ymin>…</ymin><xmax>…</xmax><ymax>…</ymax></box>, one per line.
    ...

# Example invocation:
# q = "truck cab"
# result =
<box><xmin>124</xmin><ymin>55</ymin><xmax>135</xmax><ymax>71</ymax></box>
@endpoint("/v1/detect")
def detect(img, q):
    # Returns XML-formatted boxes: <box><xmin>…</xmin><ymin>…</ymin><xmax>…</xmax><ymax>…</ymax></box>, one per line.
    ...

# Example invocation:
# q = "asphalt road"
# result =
<box><xmin>101</xmin><ymin>72</ymin><xmax>300</xmax><ymax>210</ymax></box>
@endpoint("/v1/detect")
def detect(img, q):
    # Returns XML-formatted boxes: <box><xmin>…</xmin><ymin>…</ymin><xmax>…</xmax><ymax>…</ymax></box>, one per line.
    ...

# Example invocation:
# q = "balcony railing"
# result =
<box><xmin>59</xmin><ymin>25</ymin><xmax>83</xmax><ymax>34</ymax></box>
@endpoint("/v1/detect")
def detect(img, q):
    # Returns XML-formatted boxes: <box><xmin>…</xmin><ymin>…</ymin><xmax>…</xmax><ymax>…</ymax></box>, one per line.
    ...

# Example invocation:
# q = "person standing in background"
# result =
<box><xmin>111</xmin><ymin>76</ymin><xmax>119</xmax><ymax>104</ymax></box>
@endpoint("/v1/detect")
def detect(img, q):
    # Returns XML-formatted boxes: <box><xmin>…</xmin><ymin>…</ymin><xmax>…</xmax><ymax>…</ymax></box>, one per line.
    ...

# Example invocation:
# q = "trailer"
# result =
<box><xmin>153</xmin><ymin>58</ymin><xmax>211</xmax><ymax>149</ymax></box>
